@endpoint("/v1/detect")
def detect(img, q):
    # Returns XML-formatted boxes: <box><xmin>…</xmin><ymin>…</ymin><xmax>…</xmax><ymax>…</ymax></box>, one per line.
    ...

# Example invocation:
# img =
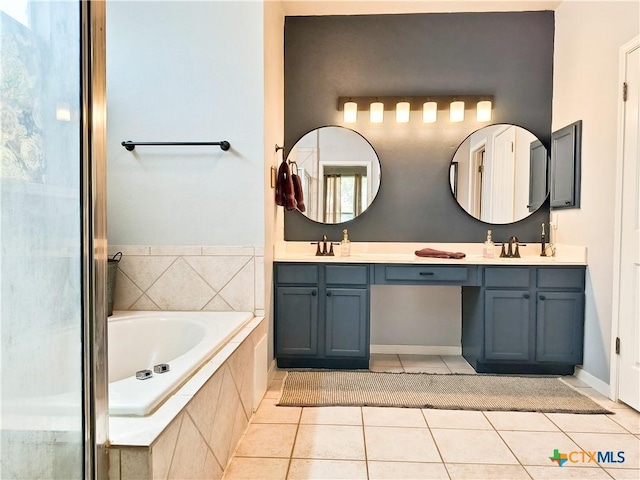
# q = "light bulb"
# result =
<box><xmin>370</xmin><ymin>102</ymin><xmax>384</xmax><ymax>123</ymax></box>
<box><xmin>396</xmin><ymin>101</ymin><xmax>410</xmax><ymax>123</ymax></box>
<box><xmin>450</xmin><ymin>101</ymin><xmax>465</xmax><ymax>122</ymax></box>
<box><xmin>343</xmin><ymin>101</ymin><xmax>357</xmax><ymax>123</ymax></box>
<box><xmin>422</xmin><ymin>102</ymin><xmax>437</xmax><ymax>123</ymax></box>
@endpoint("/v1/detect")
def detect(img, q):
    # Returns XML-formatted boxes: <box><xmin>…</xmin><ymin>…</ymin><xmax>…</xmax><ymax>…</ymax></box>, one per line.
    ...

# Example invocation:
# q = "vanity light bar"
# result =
<box><xmin>337</xmin><ymin>96</ymin><xmax>493</xmax><ymax>124</ymax></box>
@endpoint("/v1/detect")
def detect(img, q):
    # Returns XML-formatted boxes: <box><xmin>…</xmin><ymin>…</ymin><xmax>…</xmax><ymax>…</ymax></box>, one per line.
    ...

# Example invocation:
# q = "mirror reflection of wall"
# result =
<box><xmin>450</xmin><ymin>124</ymin><xmax>548</xmax><ymax>224</ymax></box>
<box><xmin>288</xmin><ymin>126</ymin><xmax>381</xmax><ymax>224</ymax></box>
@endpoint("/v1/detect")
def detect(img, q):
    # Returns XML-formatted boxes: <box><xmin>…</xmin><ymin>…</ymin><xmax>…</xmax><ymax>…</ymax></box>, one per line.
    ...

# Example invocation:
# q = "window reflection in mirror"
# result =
<box><xmin>450</xmin><ymin>124</ymin><xmax>548</xmax><ymax>224</ymax></box>
<box><xmin>288</xmin><ymin>126</ymin><xmax>381</xmax><ymax>224</ymax></box>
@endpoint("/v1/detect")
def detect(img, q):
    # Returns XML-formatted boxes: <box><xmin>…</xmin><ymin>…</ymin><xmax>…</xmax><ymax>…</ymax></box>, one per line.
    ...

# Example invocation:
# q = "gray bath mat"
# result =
<box><xmin>277</xmin><ymin>371</ymin><xmax>611</xmax><ymax>414</ymax></box>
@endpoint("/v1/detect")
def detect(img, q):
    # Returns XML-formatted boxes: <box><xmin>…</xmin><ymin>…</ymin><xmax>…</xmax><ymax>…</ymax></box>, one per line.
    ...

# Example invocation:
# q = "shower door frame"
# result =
<box><xmin>80</xmin><ymin>1</ymin><xmax>108</xmax><ymax>478</ymax></box>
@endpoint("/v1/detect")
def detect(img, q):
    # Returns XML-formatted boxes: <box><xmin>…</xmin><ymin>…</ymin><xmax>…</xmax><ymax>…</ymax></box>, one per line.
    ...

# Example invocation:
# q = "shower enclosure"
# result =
<box><xmin>0</xmin><ymin>1</ymin><xmax>107</xmax><ymax>478</ymax></box>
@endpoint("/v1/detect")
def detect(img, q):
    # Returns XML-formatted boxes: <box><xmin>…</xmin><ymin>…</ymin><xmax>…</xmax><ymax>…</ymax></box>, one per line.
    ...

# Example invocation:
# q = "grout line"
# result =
<box><xmin>492</xmin><ymin>429</ymin><xmax>535</xmax><ymax>479</ymax></box>
<box><xmin>284</xmin><ymin>410</ymin><xmax>302</xmax><ymax>480</ymax></box>
<box><xmin>360</xmin><ymin>407</ymin><xmax>370</xmax><ymax>479</ymax></box>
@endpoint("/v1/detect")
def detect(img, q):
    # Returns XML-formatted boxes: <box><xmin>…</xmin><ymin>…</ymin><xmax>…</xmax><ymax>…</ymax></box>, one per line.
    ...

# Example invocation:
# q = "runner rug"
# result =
<box><xmin>277</xmin><ymin>371</ymin><xmax>611</xmax><ymax>414</ymax></box>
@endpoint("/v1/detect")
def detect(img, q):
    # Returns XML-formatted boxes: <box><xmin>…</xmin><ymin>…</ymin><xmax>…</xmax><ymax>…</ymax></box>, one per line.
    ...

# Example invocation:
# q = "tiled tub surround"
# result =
<box><xmin>108</xmin><ymin>315</ymin><xmax>268</xmax><ymax>479</ymax></box>
<box><xmin>108</xmin><ymin>246</ymin><xmax>265</xmax><ymax>314</ymax></box>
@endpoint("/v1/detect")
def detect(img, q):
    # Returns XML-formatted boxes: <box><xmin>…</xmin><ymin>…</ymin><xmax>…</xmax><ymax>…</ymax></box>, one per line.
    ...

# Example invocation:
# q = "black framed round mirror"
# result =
<box><xmin>449</xmin><ymin>124</ymin><xmax>548</xmax><ymax>224</ymax></box>
<box><xmin>288</xmin><ymin>126</ymin><xmax>381</xmax><ymax>224</ymax></box>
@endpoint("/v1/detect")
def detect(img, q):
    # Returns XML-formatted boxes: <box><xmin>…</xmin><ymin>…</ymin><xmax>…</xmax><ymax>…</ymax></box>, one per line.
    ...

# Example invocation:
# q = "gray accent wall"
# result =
<box><xmin>284</xmin><ymin>11</ymin><xmax>554</xmax><ymax>243</ymax></box>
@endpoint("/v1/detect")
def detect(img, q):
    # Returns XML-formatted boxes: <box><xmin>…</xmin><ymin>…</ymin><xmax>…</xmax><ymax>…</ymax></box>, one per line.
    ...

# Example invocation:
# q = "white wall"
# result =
<box><xmin>263</xmin><ymin>0</ymin><xmax>285</xmax><ymax>362</ymax></box>
<box><xmin>107</xmin><ymin>1</ymin><xmax>265</xmax><ymax>246</ymax></box>
<box><xmin>553</xmin><ymin>0</ymin><xmax>639</xmax><ymax>383</ymax></box>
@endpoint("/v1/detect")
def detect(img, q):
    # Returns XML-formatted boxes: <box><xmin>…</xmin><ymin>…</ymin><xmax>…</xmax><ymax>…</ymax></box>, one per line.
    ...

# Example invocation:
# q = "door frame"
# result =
<box><xmin>610</xmin><ymin>34</ymin><xmax>639</xmax><ymax>402</ymax></box>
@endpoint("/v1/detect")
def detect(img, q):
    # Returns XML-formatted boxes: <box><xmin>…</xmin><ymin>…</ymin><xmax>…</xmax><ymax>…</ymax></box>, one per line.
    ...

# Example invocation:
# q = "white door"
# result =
<box><xmin>490</xmin><ymin>126</ymin><xmax>516</xmax><ymax>223</ymax></box>
<box><xmin>616</xmin><ymin>38</ymin><xmax>640</xmax><ymax>411</ymax></box>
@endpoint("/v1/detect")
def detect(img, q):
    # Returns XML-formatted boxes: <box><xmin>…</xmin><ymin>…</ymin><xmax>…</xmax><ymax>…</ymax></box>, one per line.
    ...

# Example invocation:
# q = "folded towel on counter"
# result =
<box><xmin>291</xmin><ymin>173</ymin><xmax>306</xmax><ymax>213</ymax></box>
<box><xmin>415</xmin><ymin>248</ymin><xmax>466</xmax><ymax>259</ymax></box>
<box><xmin>275</xmin><ymin>160</ymin><xmax>297</xmax><ymax>210</ymax></box>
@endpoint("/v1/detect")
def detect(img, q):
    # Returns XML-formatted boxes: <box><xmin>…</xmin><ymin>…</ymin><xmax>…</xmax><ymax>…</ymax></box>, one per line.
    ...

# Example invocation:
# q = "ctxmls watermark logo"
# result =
<box><xmin>550</xmin><ymin>449</ymin><xmax>625</xmax><ymax>467</ymax></box>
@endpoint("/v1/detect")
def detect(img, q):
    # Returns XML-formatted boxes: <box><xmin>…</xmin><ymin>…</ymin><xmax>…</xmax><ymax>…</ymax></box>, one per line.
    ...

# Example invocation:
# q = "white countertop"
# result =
<box><xmin>274</xmin><ymin>242</ymin><xmax>587</xmax><ymax>266</ymax></box>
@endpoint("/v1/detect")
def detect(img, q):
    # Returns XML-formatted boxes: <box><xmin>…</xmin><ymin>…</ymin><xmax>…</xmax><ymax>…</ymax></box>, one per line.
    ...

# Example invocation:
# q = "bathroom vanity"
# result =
<box><xmin>273</xmin><ymin>244</ymin><xmax>586</xmax><ymax>375</ymax></box>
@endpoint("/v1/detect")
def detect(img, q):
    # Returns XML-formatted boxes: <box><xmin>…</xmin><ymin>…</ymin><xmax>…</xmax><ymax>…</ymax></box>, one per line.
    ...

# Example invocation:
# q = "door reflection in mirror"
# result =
<box><xmin>287</xmin><ymin>126</ymin><xmax>381</xmax><ymax>224</ymax></box>
<box><xmin>450</xmin><ymin>124</ymin><xmax>548</xmax><ymax>224</ymax></box>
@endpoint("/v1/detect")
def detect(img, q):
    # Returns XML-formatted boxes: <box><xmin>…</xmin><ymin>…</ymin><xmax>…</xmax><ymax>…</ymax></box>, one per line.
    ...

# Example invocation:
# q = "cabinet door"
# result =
<box><xmin>550</xmin><ymin>120</ymin><xmax>582</xmax><ymax>209</ymax></box>
<box><xmin>536</xmin><ymin>291</ymin><xmax>584</xmax><ymax>364</ymax></box>
<box><xmin>275</xmin><ymin>287</ymin><xmax>318</xmax><ymax>356</ymax></box>
<box><xmin>325</xmin><ymin>288</ymin><xmax>368</xmax><ymax>358</ymax></box>
<box><xmin>484</xmin><ymin>290</ymin><xmax>531</xmax><ymax>361</ymax></box>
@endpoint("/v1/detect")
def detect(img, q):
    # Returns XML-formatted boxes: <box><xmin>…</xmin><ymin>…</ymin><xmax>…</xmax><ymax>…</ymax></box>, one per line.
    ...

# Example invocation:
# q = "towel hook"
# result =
<box><xmin>275</xmin><ymin>144</ymin><xmax>285</xmax><ymax>153</ymax></box>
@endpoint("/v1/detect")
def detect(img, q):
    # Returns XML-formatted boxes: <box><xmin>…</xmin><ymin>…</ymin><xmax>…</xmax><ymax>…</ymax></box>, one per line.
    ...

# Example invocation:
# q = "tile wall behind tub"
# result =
<box><xmin>107</xmin><ymin>246</ymin><xmax>264</xmax><ymax>314</ymax></box>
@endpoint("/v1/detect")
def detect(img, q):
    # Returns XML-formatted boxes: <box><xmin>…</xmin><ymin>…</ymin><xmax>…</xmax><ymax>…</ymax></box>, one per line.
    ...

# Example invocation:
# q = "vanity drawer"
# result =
<box><xmin>484</xmin><ymin>267</ymin><xmax>530</xmax><ymax>288</ymax></box>
<box><xmin>376</xmin><ymin>265</ymin><xmax>475</xmax><ymax>285</ymax></box>
<box><xmin>537</xmin><ymin>267</ymin><xmax>585</xmax><ymax>289</ymax></box>
<box><xmin>276</xmin><ymin>264</ymin><xmax>319</xmax><ymax>285</ymax></box>
<box><xmin>325</xmin><ymin>265</ymin><xmax>369</xmax><ymax>286</ymax></box>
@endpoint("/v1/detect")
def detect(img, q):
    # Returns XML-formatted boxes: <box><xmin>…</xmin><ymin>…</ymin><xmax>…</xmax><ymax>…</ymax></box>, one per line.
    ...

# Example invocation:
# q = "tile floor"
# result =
<box><xmin>223</xmin><ymin>355</ymin><xmax>640</xmax><ymax>480</ymax></box>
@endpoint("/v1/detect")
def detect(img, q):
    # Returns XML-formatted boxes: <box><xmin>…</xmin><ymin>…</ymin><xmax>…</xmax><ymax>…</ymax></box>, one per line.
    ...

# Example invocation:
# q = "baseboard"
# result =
<box><xmin>371</xmin><ymin>345</ymin><xmax>462</xmax><ymax>356</ymax></box>
<box><xmin>574</xmin><ymin>366</ymin><xmax>611</xmax><ymax>398</ymax></box>
<box><xmin>267</xmin><ymin>358</ymin><xmax>278</xmax><ymax>384</ymax></box>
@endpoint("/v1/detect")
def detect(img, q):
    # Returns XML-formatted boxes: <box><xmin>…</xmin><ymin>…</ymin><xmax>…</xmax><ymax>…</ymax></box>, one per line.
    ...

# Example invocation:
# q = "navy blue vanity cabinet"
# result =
<box><xmin>463</xmin><ymin>266</ymin><xmax>585</xmax><ymax>374</ymax></box>
<box><xmin>535</xmin><ymin>268</ymin><xmax>585</xmax><ymax>364</ymax></box>
<box><xmin>275</xmin><ymin>263</ymin><xmax>370</xmax><ymax>369</ymax></box>
<box><xmin>275</xmin><ymin>264</ymin><xmax>319</xmax><ymax>357</ymax></box>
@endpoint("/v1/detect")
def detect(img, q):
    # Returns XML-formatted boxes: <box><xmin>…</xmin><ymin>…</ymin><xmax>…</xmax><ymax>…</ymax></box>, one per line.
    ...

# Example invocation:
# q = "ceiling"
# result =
<box><xmin>279</xmin><ymin>0</ymin><xmax>563</xmax><ymax>16</ymax></box>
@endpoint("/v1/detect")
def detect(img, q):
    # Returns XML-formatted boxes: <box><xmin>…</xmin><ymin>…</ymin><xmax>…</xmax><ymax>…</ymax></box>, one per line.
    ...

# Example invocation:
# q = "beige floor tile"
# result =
<box><xmin>234</xmin><ymin>424</ymin><xmax>297</xmax><ymax>458</ymax></box>
<box><xmin>546</xmin><ymin>413</ymin><xmax>629</xmax><ymax>433</ymax></box>
<box><xmin>369</xmin><ymin>365</ymin><xmax>405</xmax><ymax>373</ymax></box>
<box><xmin>273</xmin><ymin>370</ymin><xmax>287</xmax><ymax>380</ymax></box>
<box><xmin>605</xmin><ymin>467</ymin><xmax>640</xmax><ymax>479</ymax></box>
<box><xmin>222</xmin><ymin>457</ymin><xmax>289</xmax><ymax>480</ymax></box>
<box><xmin>445</xmin><ymin>463</ymin><xmax>531</xmax><ymax>479</ymax></box>
<box><xmin>498</xmin><ymin>430</ymin><xmax>582</xmax><ymax>466</ymax></box>
<box><xmin>566</xmin><ymin>432</ymin><xmax>639</xmax><ymax>469</ymax></box>
<box><xmin>300</xmin><ymin>407</ymin><xmax>362</xmax><ymax>426</ymax></box>
<box><xmin>370</xmin><ymin>354</ymin><xmax>402</xmax><ymax>366</ymax></box>
<box><xmin>580</xmin><ymin>389</ymin><xmax>626</xmax><ymax>411</ymax></box>
<box><xmin>423</xmin><ymin>409</ymin><xmax>493</xmax><ymax>430</ymax></box>
<box><xmin>399</xmin><ymin>354</ymin><xmax>448</xmax><ymax>367</ymax></box>
<box><xmin>367</xmin><ymin>461</ymin><xmax>449</xmax><ymax>479</ymax></box>
<box><xmin>440</xmin><ymin>355</ymin><xmax>472</xmax><ymax>367</ymax></box>
<box><xmin>525</xmin><ymin>465</ymin><xmax>614</xmax><ymax>479</ymax></box>
<box><xmin>287</xmin><ymin>459</ymin><xmax>367</xmax><ymax>479</ymax></box>
<box><xmin>607</xmin><ymin>410</ymin><xmax>640</xmax><ymax>434</ymax></box>
<box><xmin>484</xmin><ymin>411</ymin><xmax>560</xmax><ymax>431</ymax></box>
<box><xmin>448</xmin><ymin>365</ymin><xmax>477</xmax><ymax>374</ymax></box>
<box><xmin>362</xmin><ymin>407</ymin><xmax>427</xmax><ymax>427</ymax></box>
<box><xmin>402</xmin><ymin>366</ymin><xmax>452</xmax><ymax>374</ymax></box>
<box><xmin>252</xmin><ymin>398</ymin><xmax>301</xmax><ymax>424</ymax></box>
<box><xmin>560</xmin><ymin>376</ymin><xmax>590</xmax><ymax>388</ymax></box>
<box><xmin>431</xmin><ymin>428</ymin><xmax>518</xmax><ymax>465</ymax></box>
<box><xmin>365</xmin><ymin>426</ymin><xmax>441</xmax><ymax>463</ymax></box>
<box><xmin>292</xmin><ymin>425</ymin><xmax>365</xmax><ymax>461</ymax></box>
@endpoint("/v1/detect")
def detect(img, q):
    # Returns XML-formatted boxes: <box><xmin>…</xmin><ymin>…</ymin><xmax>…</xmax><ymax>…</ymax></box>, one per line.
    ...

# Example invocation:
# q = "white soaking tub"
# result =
<box><xmin>108</xmin><ymin>310</ymin><xmax>253</xmax><ymax>416</ymax></box>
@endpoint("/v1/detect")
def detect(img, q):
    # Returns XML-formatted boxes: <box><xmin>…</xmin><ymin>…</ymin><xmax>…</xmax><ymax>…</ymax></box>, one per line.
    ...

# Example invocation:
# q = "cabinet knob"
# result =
<box><xmin>539</xmin><ymin>295</ymin><xmax>546</xmax><ymax>300</ymax></box>
<box><xmin>419</xmin><ymin>272</ymin><xmax>435</xmax><ymax>276</ymax></box>
<box><xmin>311</xmin><ymin>291</ymin><xmax>317</xmax><ymax>296</ymax></box>
<box><xmin>326</xmin><ymin>292</ymin><xmax>332</xmax><ymax>297</ymax></box>
<box><xmin>523</xmin><ymin>293</ymin><xmax>530</xmax><ymax>299</ymax></box>
<box><xmin>565</xmin><ymin>200</ymin><xmax>571</xmax><ymax>205</ymax></box>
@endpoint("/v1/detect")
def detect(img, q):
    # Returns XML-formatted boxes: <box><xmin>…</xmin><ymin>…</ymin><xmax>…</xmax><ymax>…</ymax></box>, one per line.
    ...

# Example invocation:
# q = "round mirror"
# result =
<box><xmin>450</xmin><ymin>124</ymin><xmax>548</xmax><ymax>224</ymax></box>
<box><xmin>288</xmin><ymin>126</ymin><xmax>381</xmax><ymax>224</ymax></box>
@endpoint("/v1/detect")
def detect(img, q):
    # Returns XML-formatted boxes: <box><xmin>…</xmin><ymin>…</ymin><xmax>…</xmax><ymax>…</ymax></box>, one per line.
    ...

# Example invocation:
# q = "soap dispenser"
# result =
<box><xmin>340</xmin><ymin>229</ymin><xmax>351</xmax><ymax>257</ymax></box>
<box><xmin>483</xmin><ymin>230</ymin><xmax>495</xmax><ymax>258</ymax></box>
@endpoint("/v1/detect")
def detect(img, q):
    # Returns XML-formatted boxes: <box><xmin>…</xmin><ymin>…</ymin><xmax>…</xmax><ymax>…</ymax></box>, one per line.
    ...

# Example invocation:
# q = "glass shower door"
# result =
<box><xmin>1</xmin><ymin>1</ymin><xmax>84</xmax><ymax>477</ymax></box>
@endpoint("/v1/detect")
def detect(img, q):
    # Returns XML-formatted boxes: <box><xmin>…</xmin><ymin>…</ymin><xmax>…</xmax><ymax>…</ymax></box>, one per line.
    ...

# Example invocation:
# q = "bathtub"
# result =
<box><xmin>108</xmin><ymin>310</ymin><xmax>254</xmax><ymax>416</ymax></box>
